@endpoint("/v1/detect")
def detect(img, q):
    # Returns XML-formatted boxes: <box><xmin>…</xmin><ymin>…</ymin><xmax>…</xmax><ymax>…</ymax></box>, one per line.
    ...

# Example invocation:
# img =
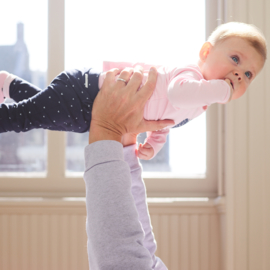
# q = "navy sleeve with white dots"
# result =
<box><xmin>0</xmin><ymin>68</ymin><xmax>100</xmax><ymax>133</ymax></box>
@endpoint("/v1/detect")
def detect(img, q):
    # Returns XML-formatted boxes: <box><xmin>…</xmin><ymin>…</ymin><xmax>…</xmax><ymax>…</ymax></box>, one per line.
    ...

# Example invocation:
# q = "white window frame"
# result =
<box><xmin>0</xmin><ymin>0</ymin><xmax>224</xmax><ymax>198</ymax></box>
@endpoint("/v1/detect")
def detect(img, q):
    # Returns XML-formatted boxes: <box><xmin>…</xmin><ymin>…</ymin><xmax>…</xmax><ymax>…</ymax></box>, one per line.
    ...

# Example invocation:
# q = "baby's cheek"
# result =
<box><xmin>232</xmin><ymin>85</ymin><xmax>247</xmax><ymax>100</ymax></box>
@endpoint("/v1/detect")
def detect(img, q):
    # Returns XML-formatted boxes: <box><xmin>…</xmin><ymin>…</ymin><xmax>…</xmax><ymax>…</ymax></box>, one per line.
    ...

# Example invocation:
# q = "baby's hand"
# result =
<box><xmin>224</xmin><ymin>79</ymin><xmax>234</xmax><ymax>103</ymax></box>
<box><xmin>137</xmin><ymin>142</ymin><xmax>154</xmax><ymax>160</ymax></box>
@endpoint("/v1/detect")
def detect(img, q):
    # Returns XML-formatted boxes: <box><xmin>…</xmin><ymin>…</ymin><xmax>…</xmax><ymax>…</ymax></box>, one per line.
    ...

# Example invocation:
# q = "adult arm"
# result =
<box><xmin>123</xmin><ymin>143</ymin><xmax>168</xmax><ymax>270</ymax></box>
<box><xmin>85</xmin><ymin>67</ymin><xmax>173</xmax><ymax>270</ymax></box>
<box><xmin>84</xmin><ymin>140</ymin><xmax>153</xmax><ymax>270</ymax></box>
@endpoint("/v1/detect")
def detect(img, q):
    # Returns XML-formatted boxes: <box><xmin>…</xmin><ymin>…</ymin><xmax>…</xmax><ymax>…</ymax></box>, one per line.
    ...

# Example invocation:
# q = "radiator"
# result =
<box><xmin>0</xmin><ymin>199</ymin><xmax>222</xmax><ymax>270</ymax></box>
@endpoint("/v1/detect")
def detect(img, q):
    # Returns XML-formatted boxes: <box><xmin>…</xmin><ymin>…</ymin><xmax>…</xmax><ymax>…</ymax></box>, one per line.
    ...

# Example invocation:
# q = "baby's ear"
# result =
<box><xmin>199</xmin><ymin>42</ymin><xmax>213</xmax><ymax>61</ymax></box>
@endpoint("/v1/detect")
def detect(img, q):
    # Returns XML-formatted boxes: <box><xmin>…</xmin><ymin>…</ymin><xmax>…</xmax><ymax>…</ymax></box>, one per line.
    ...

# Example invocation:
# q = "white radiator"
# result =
<box><xmin>0</xmin><ymin>199</ymin><xmax>222</xmax><ymax>270</ymax></box>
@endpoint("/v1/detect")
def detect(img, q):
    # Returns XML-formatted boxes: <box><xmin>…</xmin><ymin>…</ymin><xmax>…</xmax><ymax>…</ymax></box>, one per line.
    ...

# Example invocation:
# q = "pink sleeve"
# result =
<box><xmin>99</xmin><ymin>61</ymin><xmax>163</xmax><ymax>90</ymax></box>
<box><xmin>103</xmin><ymin>61</ymin><xmax>162</xmax><ymax>72</ymax></box>
<box><xmin>167</xmin><ymin>72</ymin><xmax>231</xmax><ymax>109</ymax></box>
<box><xmin>144</xmin><ymin>129</ymin><xmax>170</xmax><ymax>159</ymax></box>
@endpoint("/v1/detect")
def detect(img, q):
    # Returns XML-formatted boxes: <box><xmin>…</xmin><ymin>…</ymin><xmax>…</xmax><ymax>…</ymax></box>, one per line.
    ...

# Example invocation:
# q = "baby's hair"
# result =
<box><xmin>208</xmin><ymin>22</ymin><xmax>267</xmax><ymax>62</ymax></box>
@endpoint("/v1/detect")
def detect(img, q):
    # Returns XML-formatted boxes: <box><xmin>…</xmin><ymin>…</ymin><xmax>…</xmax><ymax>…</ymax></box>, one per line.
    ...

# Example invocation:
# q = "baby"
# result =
<box><xmin>0</xmin><ymin>22</ymin><xmax>267</xmax><ymax>160</ymax></box>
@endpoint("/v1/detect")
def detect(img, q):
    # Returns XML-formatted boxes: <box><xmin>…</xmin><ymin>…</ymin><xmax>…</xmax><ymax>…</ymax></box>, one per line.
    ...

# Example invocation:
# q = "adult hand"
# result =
<box><xmin>89</xmin><ymin>66</ymin><xmax>175</xmax><ymax>144</ymax></box>
<box><xmin>121</xmin><ymin>132</ymin><xmax>138</xmax><ymax>147</ymax></box>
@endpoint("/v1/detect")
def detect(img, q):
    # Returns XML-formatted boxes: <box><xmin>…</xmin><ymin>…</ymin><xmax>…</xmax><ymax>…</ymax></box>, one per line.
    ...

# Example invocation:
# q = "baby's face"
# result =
<box><xmin>200</xmin><ymin>37</ymin><xmax>264</xmax><ymax>100</ymax></box>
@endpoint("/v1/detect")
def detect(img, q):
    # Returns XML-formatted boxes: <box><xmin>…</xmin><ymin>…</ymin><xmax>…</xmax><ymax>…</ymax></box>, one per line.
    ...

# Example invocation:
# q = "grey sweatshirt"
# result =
<box><xmin>84</xmin><ymin>140</ymin><xmax>167</xmax><ymax>270</ymax></box>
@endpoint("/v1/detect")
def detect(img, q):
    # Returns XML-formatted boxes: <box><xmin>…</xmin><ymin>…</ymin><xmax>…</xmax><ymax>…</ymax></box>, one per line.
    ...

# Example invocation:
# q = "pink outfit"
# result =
<box><xmin>99</xmin><ymin>61</ymin><xmax>230</xmax><ymax>158</ymax></box>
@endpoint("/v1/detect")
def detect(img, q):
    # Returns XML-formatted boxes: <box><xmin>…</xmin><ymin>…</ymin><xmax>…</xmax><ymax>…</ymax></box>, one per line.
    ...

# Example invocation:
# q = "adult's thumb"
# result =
<box><xmin>143</xmin><ymin>119</ymin><xmax>175</xmax><ymax>132</ymax></box>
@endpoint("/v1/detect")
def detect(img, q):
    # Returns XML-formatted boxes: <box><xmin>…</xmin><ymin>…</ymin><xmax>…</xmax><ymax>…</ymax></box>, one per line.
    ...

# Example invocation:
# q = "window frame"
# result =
<box><xmin>0</xmin><ymin>0</ymin><xmax>223</xmax><ymax>198</ymax></box>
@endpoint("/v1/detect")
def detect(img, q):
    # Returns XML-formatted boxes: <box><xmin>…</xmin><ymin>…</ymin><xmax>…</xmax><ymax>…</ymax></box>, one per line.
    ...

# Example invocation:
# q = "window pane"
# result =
<box><xmin>0</xmin><ymin>0</ymin><xmax>47</xmax><ymax>172</ymax></box>
<box><xmin>65</xmin><ymin>0</ymin><xmax>205</xmax><ymax>175</ymax></box>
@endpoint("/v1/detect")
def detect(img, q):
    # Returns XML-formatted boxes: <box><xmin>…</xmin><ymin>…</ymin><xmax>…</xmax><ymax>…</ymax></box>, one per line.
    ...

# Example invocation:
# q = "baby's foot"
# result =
<box><xmin>0</xmin><ymin>71</ymin><xmax>9</xmax><ymax>103</ymax></box>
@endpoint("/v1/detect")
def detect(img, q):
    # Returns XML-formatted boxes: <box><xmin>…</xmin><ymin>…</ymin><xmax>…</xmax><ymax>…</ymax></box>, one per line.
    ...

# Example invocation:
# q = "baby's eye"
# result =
<box><xmin>231</xmin><ymin>56</ymin><xmax>239</xmax><ymax>63</ymax></box>
<box><xmin>245</xmin><ymin>71</ymin><xmax>252</xmax><ymax>79</ymax></box>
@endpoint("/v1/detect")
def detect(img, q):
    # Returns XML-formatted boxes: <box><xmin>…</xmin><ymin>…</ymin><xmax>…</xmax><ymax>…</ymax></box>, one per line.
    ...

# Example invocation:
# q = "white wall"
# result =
<box><xmin>0</xmin><ymin>199</ymin><xmax>221</xmax><ymax>270</ymax></box>
<box><xmin>224</xmin><ymin>0</ymin><xmax>270</xmax><ymax>269</ymax></box>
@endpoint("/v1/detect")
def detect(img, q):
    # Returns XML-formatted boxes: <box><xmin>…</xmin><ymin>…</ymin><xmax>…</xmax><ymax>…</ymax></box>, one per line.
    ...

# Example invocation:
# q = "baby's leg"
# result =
<box><xmin>0</xmin><ymin>72</ymin><xmax>9</xmax><ymax>102</ymax></box>
<box><xmin>0</xmin><ymin>87</ymin><xmax>62</xmax><ymax>133</ymax></box>
<box><xmin>0</xmin><ymin>68</ymin><xmax>100</xmax><ymax>133</ymax></box>
<box><xmin>0</xmin><ymin>71</ymin><xmax>41</xmax><ymax>103</ymax></box>
<box><xmin>9</xmin><ymin>77</ymin><xmax>42</xmax><ymax>102</ymax></box>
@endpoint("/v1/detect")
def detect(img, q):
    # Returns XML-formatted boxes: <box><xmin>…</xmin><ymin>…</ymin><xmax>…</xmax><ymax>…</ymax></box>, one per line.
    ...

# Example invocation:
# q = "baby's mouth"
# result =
<box><xmin>229</xmin><ymin>79</ymin><xmax>234</xmax><ymax>90</ymax></box>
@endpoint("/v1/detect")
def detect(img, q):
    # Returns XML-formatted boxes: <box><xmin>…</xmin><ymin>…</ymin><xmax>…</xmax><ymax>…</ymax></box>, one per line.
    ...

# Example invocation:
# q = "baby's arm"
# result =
<box><xmin>139</xmin><ymin>129</ymin><xmax>170</xmax><ymax>160</ymax></box>
<box><xmin>167</xmin><ymin>71</ymin><xmax>231</xmax><ymax>109</ymax></box>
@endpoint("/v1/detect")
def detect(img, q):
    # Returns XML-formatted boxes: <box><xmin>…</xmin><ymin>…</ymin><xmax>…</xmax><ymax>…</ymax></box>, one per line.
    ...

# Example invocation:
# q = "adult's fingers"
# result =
<box><xmin>116</xmin><ymin>68</ymin><xmax>134</xmax><ymax>86</ymax></box>
<box><xmin>125</xmin><ymin>66</ymin><xmax>144</xmax><ymax>94</ymax></box>
<box><xmin>101</xmin><ymin>68</ymin><xmax>120</xmax><ymax>91</ymax></box>
<box><xmin>137</xmin><ymin>67</ymin><xmax>158</xmax><ymax>105</ymax></box>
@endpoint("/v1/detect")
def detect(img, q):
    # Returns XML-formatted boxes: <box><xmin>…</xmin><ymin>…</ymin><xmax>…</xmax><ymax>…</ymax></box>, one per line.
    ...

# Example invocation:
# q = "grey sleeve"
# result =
<box><xmin>84</xmin><ymin>140</ymin><xmax>153</xmax><ymax>270</ymax></box>
<box><xmin>123</xmin><ymin>144</ymin><xmax>168</xmax><ymax>270</ymax></box>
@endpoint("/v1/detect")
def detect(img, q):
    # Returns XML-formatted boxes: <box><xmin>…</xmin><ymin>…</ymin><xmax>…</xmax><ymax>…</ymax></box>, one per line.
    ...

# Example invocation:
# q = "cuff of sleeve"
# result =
<box><xmin>123</xmin><ymin>144</ymin><xmax>140</xmax><ymax>168</ymax></box>
<box><xmin>84</xmin><ymin>140</ymin><xmax>124</xmax><ymax>170</ymax></box>
<box><xmin>3</xmin><ymin>74</ymin><xmax>17</xmax><ymax>98</ymax></box>
<box><xmin>218</xmin><ymin>80</ymin><xmax>231</xmax><ymax>104</ymax></box>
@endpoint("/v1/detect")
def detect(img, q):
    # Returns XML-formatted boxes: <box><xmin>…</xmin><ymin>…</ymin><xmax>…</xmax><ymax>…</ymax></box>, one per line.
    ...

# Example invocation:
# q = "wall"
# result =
<box><xmin>0</xmin><ymin>199</ymin><xmax>222</xmax><ymax>270</ymax></box>
<box><xmin>224</xmin><ymin>0</ymin><xmax>270</xmax><ymax>269</ymax></box>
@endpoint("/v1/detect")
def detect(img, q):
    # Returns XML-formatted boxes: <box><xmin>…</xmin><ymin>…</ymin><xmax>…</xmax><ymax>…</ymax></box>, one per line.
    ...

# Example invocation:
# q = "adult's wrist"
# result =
<box><xmin>121</xmin><ymin>133</ymin><xmax>138</xmax><ymax>147</ymax></box>
<box><xmin>89</xmin><ymin>122</ymin><xmax>122</xmax><ymax>144</ymax></box>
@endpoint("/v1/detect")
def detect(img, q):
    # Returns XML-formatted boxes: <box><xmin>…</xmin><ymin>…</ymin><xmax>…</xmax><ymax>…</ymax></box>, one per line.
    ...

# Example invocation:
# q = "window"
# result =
<box><xmin>0</xmin><ymin>0</ymin><xmax>221</xmax><ymax>198</ymax></box>
<box><xmin>0</xmin><ymin>0</ymin><xmax>47</xmax><ymax>173</ymax></box>
<box><xmin>65</xmin><ymin>0</ymin><xmax>206</xmax><ymax>176</ymax></box>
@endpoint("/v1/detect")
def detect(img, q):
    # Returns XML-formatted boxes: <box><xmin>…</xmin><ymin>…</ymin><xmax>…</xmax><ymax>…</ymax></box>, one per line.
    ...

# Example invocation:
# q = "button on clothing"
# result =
<box><xmin>0</xmin><ymin>68</ymin><xmax>100</xmax><ymax>133</ymax></box>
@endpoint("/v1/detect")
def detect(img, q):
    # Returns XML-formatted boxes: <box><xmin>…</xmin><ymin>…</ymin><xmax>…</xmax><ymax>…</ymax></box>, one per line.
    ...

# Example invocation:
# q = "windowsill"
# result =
<box><xmin>147</xmin><ymin>197</ymin><xmax>209</xmax><ymax>203</ymax></box>
<box><xmin>0</xmin><ymin>172</ymin><xmax>206</xmax><ymax>180</ymax></box>
<box><xmin>143</xmin><ymin>172</ymin><xmax>206</xmax><ymax>179</ymax></box>
<box><xmin>0</xmin><ymin>196</ymin><xmax>225</xmax><ymax>206</ymax></box>
<box><xmin>0</xmin><ymin>172</ymin><xmax>46</xmax><ymax>178</ymax></box>
<box><xmin>65</xmin><ymin>171</ymin><xmax>206</xmax><ymax>179</ymax></box>
<box><xmin>0</xmin><ymin>196</ymin><xmax>226</xmax><ymax>215</ymax></box>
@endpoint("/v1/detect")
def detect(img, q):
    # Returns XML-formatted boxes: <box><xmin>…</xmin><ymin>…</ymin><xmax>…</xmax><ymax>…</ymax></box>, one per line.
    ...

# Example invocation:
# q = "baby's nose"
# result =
<box><xmin>234</xmin><ymin>71</ymin><xmax>242</xmax><ymax>81</ymax></box>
